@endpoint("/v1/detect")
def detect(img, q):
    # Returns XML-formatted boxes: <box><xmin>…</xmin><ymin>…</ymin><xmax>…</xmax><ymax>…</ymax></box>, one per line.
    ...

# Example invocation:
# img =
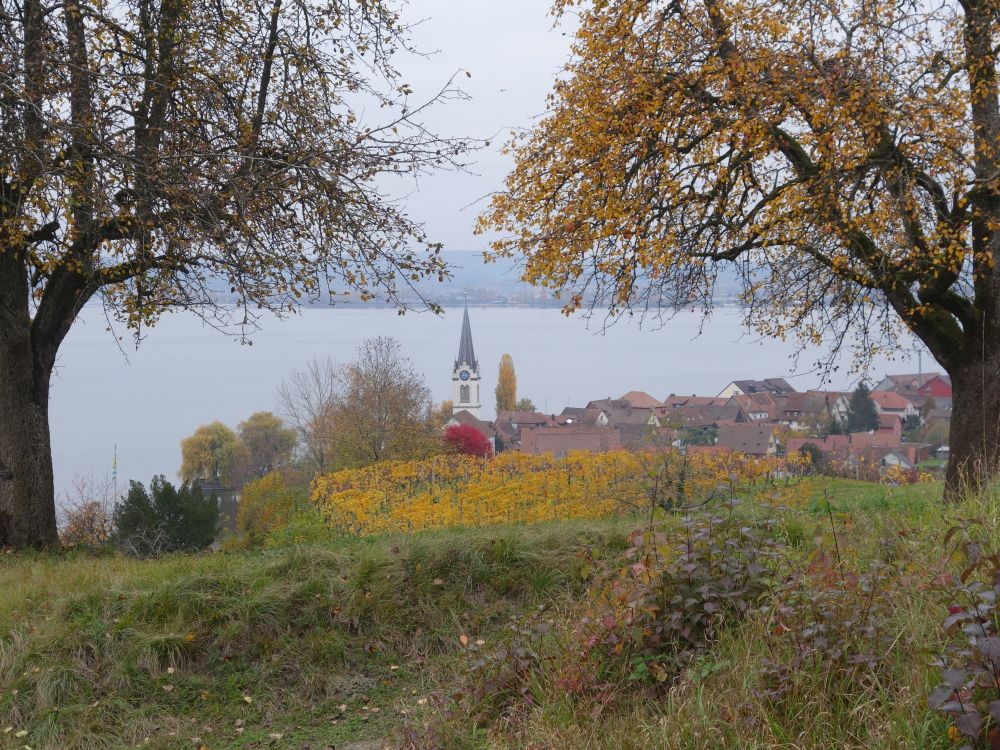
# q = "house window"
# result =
<box><xmin>460</xmin><ymin>385</ymin><xmax>470</xmax><ymax>403</ymax></box>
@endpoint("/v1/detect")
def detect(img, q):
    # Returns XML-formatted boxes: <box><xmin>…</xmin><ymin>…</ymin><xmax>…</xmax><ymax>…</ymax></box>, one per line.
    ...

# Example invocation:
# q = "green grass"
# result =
<box><xmin>804</xmin><ymin>475</ymin><xmax>944</xmax><ymax>513</ymax></box>
<box><xmin>1</xmin><ymin>479</ymin><xmax>994</xmax><ymax>750</ymax></box>
<box><xmin>0</xmin><ymin>520</ymin><xmax>629</xmax><ymax>749</ymax></box>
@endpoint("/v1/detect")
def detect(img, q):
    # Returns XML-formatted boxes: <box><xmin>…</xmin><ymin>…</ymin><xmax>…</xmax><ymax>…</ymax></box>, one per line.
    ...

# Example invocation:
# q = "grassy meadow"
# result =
<box><xmin>0</xmin><ymin>473</ymin><xmax>992</xmax><ymax>749</ymax></box>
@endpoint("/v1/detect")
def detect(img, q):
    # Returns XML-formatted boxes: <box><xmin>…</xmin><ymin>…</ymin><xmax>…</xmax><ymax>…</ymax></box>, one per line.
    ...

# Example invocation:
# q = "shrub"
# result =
<box><xmin>583</xmin><ymin>502</ymin><xmax>784</xmax><ymax>684</ymax></box>
<box><xmin>760</xmin><ymin>561</ymin><xmax>902</xmax><ymax>705</ymax></box>
<box><xmin>237</xmin><ymin>471</ymin><xmax>309</xmax><ymax>545</ymax></box>
<box><xmin>58</xmin><ymin>473</ymin><xmax>116</xmax><ymax>549</ymax></box>
<box><xmin>262</xmin><ymin>506</ymin><xmax>335</xmax><ymax>548</ymax></box>
<box><xmin>928</xmin><ymin>518</ymin><xmax>1000</xmax><ymax>748</ymax></box>
<box><xmin>60</xmin><ymin>501</ymin><xmax>114</xmax><ymax>548</ymax></box>
<box><xmin>112</xmin><ymin>475</ymin><xmax>218</xmax><ymax>556</ymax></box>
<box><xmin>443</xmin><ymin>423</ymin><xmax>492</xmax><ymax>457</ymax></box>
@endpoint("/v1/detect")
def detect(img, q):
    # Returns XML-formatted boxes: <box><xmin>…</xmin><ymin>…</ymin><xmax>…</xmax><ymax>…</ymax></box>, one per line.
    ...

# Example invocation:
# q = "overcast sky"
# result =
<box><xmin>373</xmin><ymin>0</ymin><xmax>575</xmax><ymax>251</ymax></box>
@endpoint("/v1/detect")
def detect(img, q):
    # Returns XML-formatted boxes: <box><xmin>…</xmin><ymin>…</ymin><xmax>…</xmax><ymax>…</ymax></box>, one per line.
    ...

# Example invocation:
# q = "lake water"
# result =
<box><xmin>49</xmin><ymin>305</ymin><xmax>926</xmax><ymax>499</ymax></box>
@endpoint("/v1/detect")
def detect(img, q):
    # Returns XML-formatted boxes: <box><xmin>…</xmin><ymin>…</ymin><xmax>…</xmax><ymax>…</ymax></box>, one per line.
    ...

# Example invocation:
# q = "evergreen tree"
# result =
<box><xmin>113</xmin><ymin>476</ymin><xmax>218</xmax><ymax>556</ymax></box>
<box><xmin>682</xmin><ymin>425</ymin><xmax>719</xmax><ymax>446</ymax></box>
<box><xmin>826</xmin><ymin>416</ymin><xmax>846</xmax><ymax>435</ymax></box>
<box><xmin>903</xmin><ymin>414</ymin><xmax>924</xmax><ymax>442</ymax></box>
<box><xmin>846</xmin><ymin>384</ymin><xmax>880</xmax><ymax>433</ymax></box>
<box><xmin>112</xmin><ymin>481</ymin><xmax>159</xmax><ymax>553</ymax></box>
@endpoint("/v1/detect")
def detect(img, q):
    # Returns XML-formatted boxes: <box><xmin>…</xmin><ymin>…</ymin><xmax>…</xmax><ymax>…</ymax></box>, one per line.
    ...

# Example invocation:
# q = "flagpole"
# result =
<box><xmin>112</xmin><ymin>444</ymin><xmax>117</xmax><ymax>501</ymax></box>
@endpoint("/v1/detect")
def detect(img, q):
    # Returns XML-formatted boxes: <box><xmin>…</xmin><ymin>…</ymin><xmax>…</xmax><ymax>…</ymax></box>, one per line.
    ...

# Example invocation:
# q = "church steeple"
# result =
<box><xmin>451</xmin><ymin>297</ymin><xmax>482</xmax><ymax>419</ymax></box>
<box><xmin>455</xmin><ymin>301</ymin><xmax>478</xmax><ymax>371</ymax></box>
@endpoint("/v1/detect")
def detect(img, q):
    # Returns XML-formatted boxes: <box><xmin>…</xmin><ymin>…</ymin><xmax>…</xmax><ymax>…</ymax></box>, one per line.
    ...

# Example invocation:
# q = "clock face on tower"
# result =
<box><xmin>459</xmin><ymin>370</ymin><xmax>470</xmax><ymax>381</ymax></box>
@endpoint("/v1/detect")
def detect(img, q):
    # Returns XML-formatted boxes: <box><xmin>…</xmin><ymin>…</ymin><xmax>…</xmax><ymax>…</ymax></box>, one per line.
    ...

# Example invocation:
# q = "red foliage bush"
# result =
<box><xmin>443</xmin><ymin>423</ymin><xmax>492</xmax><ymax>457</ymax></box>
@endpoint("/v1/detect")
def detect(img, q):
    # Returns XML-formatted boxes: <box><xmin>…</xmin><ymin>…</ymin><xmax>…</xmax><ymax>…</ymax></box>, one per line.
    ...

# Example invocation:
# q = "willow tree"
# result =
<box><xmin>481</xmin><ymin>0</ymin><xmax>1000</xmax><ymax>497</ymax></box>
<box><xmin>0</xmin><ymin>0</ymin><xmax>468</xmax><ymax>547</ymax></box>
<box><xmin>180</xmin><ymin>422</ymin><xmax>248</xmax><ymax>488</ymax></box>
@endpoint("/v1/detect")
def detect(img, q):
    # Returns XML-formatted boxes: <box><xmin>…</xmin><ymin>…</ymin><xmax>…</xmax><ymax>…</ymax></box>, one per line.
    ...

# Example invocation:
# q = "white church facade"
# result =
<box><xmin>452</xmin><ymin>302</ymin><xmax>482</xmax><ymax>419</ymax></box>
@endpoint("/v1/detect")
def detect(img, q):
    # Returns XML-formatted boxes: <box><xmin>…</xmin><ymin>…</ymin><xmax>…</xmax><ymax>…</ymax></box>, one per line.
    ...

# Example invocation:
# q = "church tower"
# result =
<box><xmin>452</xmin><ymin>300</ymin><xmax>482</xmax><ymax>419</ymax></box>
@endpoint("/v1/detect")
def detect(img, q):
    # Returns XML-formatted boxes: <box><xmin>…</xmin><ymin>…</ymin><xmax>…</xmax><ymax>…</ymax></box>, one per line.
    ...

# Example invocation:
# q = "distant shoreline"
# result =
<box><xmin>78</xmin><ymin>298</ymin><xmax>740</xmax><ymax>312</ymax></box>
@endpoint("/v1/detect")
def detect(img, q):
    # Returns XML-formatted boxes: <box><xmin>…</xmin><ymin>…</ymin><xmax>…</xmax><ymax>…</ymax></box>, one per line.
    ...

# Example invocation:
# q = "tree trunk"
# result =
<box><xmin>0</xmin><ymin>276</ymin><xmax>59</xmax><ymax>549</ymax></box>
<box><xmin>945</xmin><ymin>340</ymin><xmax>1000</xmax><ymax>500</ymax></box>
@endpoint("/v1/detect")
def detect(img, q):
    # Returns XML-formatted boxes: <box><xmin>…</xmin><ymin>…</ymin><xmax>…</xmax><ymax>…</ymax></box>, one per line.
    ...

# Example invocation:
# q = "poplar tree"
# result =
<box><xmin>495</xmin><ymin>354</ymin><xmax>517</xmax><ymax>414</ymax></box>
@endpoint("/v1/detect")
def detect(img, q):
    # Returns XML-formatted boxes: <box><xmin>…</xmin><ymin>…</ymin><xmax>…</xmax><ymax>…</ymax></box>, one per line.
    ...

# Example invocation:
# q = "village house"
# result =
<box><xmin>725</xmin><ymin>392</ymin><xmax>782</xmax><ymax>422</ymax></box>
<box><xmin>916</xmin><ymin>375</ymin><xmax>953</xmax><ymax>399</ymax></box>
<box><xmin>196</xmin><ymin>478</ymin><xmax>240</xmax><ymax>533</ymax></box>
<box><xmin>583</xmin><ymin>399</ymin><xmax>661</xmax><ymax>429</ymax></box>
<box><xmin>716</xmin><ymin>422</ymin><xmax>778</xmax><ymax>456</ymax></box>
<box><xmin>874</xmin><ymin>372</ymin><xmax>951</xmax><ymax>402</ymax></box>
<box><xmin>618</xmin><ymin>391</ymin><xmax>663</xmax><ymax>409</ymax></box>
<box><xmin>784</xmin><ymin>433</ymin><xmax>851</xmax><ymax>456</ymax></box>
<box><xmin>492</xmin><ymin>410</ymin><xmax>553</xmax><ymax>451</ymax></box>
<box><xmin>519</xmin><ymin>425</ymin><xmax>622</xmax><ymax>457</ymax></box>
<box><xmin>660</xmin><ymin>394</ymin><xmax>726</xmax><ymax>409</ymax></box>
<box><xmin>716</xmin><ymin>378</ymin><xmax>797</xmax><ymax>399</ymax></box>
<box><xmin>558</xmin><ymin>406</ymin><xmax>587</xmax><ymax>424</ymax></box>
<box><xmin>869</xmin><ymin>391</ymin><xmax>918</xmax><ymax>420</ymax></box>
<box><xmin>779</xmin><ymin>391</ymin><xmax>851</xmax><ymax>431</ymax></box>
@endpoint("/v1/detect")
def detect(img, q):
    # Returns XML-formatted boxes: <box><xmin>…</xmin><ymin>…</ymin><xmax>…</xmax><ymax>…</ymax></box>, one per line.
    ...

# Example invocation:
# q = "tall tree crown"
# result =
<box><xmin>495</xmin><ymin>353</ymin><xmax>517</xmax><ymax>413</ymax></box>
<box><xmin>2</xmin><ymin>0</ymin><xmax>468</xmax><ymax>354</ymax></box>
<box><xmin>480</xmin><ymin>0</ymin><xmax>998</xmax><ymax>373</ymax></box>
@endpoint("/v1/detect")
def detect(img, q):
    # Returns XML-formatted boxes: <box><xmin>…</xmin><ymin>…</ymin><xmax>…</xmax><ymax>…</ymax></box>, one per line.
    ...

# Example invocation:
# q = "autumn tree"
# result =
<box><xmin>495</xmin><ymin>354</ymin><xmax>517</xmax><ymax>413</ymax></box>
<box><xmin>238</xmin><ymin>411</ymin><xmax>296</xmax><ymax>478</ymax></box>
<box><xmin>481</xmin><ymin>0</ymin><xmax>1000</xmax><ymax>497</ymax></box>
<box><xmin>324</xmin><ymin>336</ymin><xmax>438</xmax><ymax>468</ymax></box>
<box><xmin>277</xmin><ymin>358</ymin><xmax>340</xmax><ymax>473</ymax></box>
<box><xmin>0</xmin><ymin>0</ymin><xmax>469</xmax><ymax>547</ymax></box>
<box><xmin>922</xmin><ymin>396</ymin><xmax>939</xmax><ymax>419</ymax></box>
<box><xmin>180</xmin><ymin>422</ymin><xmax>249</xmax><ymax>487</ymax></box>
<box><xmin>58</xmin><ymin>473</ymin><xmax>115</xmax><ymax>547</ymax></box>
<box><xmin>237</xmin><ymin>471</ymin><xmax>308</xmax><ymax>546</ymax></box>
<box><xmin>436</xmin><ymin>399</ymin><xmax>455</xmax><ymax>423</ymax></box>
<box><xmin>514</xmin><ymin>397</ymin><xmax>537</xmax><ymax>412</ymax></box>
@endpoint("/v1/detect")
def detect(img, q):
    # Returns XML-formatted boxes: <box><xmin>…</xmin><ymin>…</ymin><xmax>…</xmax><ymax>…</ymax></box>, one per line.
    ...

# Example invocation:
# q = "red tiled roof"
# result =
<box><xmin>661</xmin><ymin>395</ymin><xmax>724</xmax><ymax>408</ymax></box>
<box><xmin>878</xmin><ymin>413</ymin><xmax>903</xmax><ymax>430</ymax></box>
<box><xmin>519</xmin><ymin>426</ymin><xmax>621</xmax><ymax>456</ymax></box>
<box><xmin>495</xmin><ymin>410</ymin><xmax>552</xmax><ymax>426</ymax></box>
<box><xmin>619</xmin><ymin>390</ymin><xmax>663</xmax><ymax>409</ymax></box>
<box><xmin>870</xmin><ymin>391</ymin><xmax>913</xmax><ymax>410</ymax></box>
<box><xmin>716</xmin><ymin>423</ymin><xmax>775</xmax><ymax>455</ymax></box>
<box><xmin>883</xmin><ymin>372</ymin><xmax>944</xmax><ymax>389</ymax></box>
